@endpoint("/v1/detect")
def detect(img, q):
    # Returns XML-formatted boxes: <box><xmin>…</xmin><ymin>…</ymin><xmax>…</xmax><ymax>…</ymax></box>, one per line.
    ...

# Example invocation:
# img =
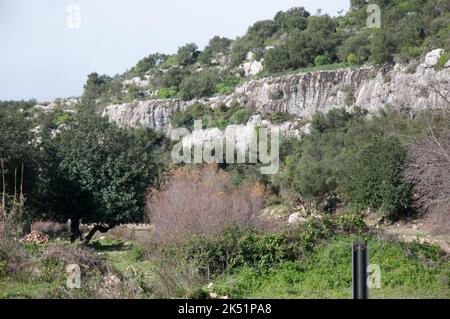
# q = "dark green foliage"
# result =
<box><xmin>207</xmin><ymin>36</ymin><xmax>232</xmax><ymax>54</ymax></box>
<box><xmin>278</xmin><ymin>107</ymin><xmax>415</xmax><ymax>215</ymax></box>
<box><xmin>265</xmin><ymin>112</ymin><xmax>294</xmax><ymax>124</ymax></box>
<box><xmin>178</xmin><ymin>69</ymin><xmax>219</xmax><ymax>100</ymax></box>
<box><xmin>165</xmin><ymin>214</ymin><xmax>367</xmax><ymax>276</ymax></box>
<box><xmin>215</xmin><ymin>74</ymin><xmax>242</xmax><ymax>95</ymax></box>
<box><xmin>263</xmin><ymin>46</ymin><xmax>291</xmax><ymax>72</ymax></box>
<box><xmin>314</xmin><ymin>55</ymin><xmax>331</xmax><ymax>66</ymax></box>
<box><xmin>37</xmin><ymin>113</ymin><xmax>168</xmax><ymax>228</ymax></box>
<box><xmin>75</xmin><ymin>3</ymin><xmax>450</xmax><ymax>105</ymax></box>
<box><xmin>0</xmin><ymin>105</ymin><xmax>37</xmax><ymax>201</ymax></box>
<box><xmin>158</xmin><ymin>67</ymin><xmax>188</xmax><ymax>89</ymax></box>
<box><xmin>130</xmin><ymin>53</ymin><xmax>167</xmax><ymax>77</ymax></box>
<box><xmin>343</xmin><ymin>136</ymin><xmax>412</xmax><ymax>214</ymax></box>
<box><xmin>370</xmin><ymin>30</ymin><xmax>397</xmax><ymax>65</ymax></box>
<box><xmin>176</xmin><ymin>43</ymin><xmax>200</xmax><ymax>66</ymax></box>
<box><xmin>171</xmin><ymin>103</ymin><xmax>251</xmax><ymax>130</ymax></box>
<box><xmin>274</xmin><ymin>7</ymin><xmax>310</xmax><ymax>33</ymax></box>
<box><xmin>81</xmin><ymin>73</ymin><xmax>114</xmax><ymax>106</ymax></box>
<box><xmin>337</xmin><ymin>31</ymin><xmax>371</xmax><ymax>64</ymax></box>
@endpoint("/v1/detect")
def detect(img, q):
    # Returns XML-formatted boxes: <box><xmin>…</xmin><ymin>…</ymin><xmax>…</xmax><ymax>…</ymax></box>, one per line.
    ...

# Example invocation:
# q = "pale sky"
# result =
<box><xmin>0</xmin><ymin>0</ymin><xmax>350</xmax><ymax>101</ymax></box>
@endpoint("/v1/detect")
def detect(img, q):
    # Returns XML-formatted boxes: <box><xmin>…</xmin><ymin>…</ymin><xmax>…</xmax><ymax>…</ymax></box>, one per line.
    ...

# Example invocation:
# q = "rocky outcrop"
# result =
<box><xmin>424</xmin><ymin>49</ymin><xmax>444</xmax><ymax>68</ymax></box>
<box><xmin>102</xmin><ymin>99</ymin><xmax>196</xmax><ymax>132</ymax></box>
<box><xmin>101</xmin><ymin>50</ymin><xmax>449</xmax><ymax>135</ymax></box>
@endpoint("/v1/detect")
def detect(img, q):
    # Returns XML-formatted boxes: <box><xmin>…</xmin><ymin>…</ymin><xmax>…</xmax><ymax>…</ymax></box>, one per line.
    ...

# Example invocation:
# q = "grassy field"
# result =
<box><xmin>1</xmin><ymin>228</ymin><xmax>449</xmax><ymax>299</ymax></box>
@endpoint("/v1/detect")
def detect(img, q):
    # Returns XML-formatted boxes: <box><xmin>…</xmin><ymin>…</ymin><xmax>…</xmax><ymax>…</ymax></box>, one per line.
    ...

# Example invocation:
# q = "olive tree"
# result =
<box><xmin>37</xmin><ymin>113</ymin><xmax>168</xmax><ymax>243</ymax></box>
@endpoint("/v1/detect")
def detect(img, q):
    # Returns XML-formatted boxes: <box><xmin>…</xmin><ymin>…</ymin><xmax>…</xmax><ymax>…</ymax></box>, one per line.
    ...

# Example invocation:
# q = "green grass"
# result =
<box><xmin>212</xmin><ymin>236</ymin><xmax>450</xmax><ymax>299</ymax></box>
<box><xmin>1</xmin><ymin>229</ymin><xmax>448</xmax><ymax>299</ymax></box>
<box><xmin>0</xmin><ymin>280</ymin><xmax>60</xmax><ymax>299</ymax></box>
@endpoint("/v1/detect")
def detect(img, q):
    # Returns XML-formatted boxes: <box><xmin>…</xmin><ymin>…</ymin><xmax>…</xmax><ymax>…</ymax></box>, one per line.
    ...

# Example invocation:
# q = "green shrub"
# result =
<box><xmin>314</xmin><ymin>55</ymin><xmax>331</xmax><ymax>66</ymax></box>
<box><xmin>437</xmin><ymin>52</ymin><xmax>450</xmax><ymax>69</ymax></box>
<box><xmin>178</xmin><ymin>69</ymin><xmax>219</xmax><ymax>100</ymax></box>
<box><xmin>216</xmin><ymin>76</ymin><xmax>242</xmax><ymax>95</ymax></box>
<box><xmin>164</xmin><ymin>214</ymin><xmax>367</xmax><ymax>277</ymax></box>
<box><xmin>346</xmin><ymin>53</ymin><xmax>359</xmax><ymax>65</ymax></box>
<box><xmin>157</xmin><ymin>87</ymin><xmax>178</xmax><ymax>99</ymax></box>
<box><xmin>343</xmin><ymin>136</ymin><xmax>412</xmax><ymax>215</ymax></box>
<box><xmin>266</xmin><ymin>112</ymin><xmax>294</xmax><ymax>124</ymax></box>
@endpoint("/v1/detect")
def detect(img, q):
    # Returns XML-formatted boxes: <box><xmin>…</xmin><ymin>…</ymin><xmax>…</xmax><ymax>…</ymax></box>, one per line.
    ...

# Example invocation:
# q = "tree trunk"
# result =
<box><xmin>82</xmin><ymin>224</ymin><xmax>111</xmax><ymax>245</ymax></box>
<box><xmin>70</xmin><ymin>218</ymin><xmax>83</xmax><ymax>243</ymax></box>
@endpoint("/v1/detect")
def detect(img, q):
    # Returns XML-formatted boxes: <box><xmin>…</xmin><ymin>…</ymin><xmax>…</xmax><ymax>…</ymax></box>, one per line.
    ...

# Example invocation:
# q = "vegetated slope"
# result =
<box><xmin>76</xmin><ymin>0</ymin><xmax>450</xmax><ymax>109</ymax></box>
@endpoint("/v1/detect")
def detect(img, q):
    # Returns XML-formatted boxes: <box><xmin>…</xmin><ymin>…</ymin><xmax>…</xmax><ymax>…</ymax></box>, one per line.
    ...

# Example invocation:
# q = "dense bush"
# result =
<box><xmin>176</xmin><ymin>43</ymin><xmax>200</xmax><ymax>66</ymax></box>
<box><xmin>178</xmin><ymin>69</ymin><xmax>219</xmax><ymax>100</ymax></box>
<box><xmin>37</xmin><ymin>113</ymin><xmax>169</xmax><ymax>243</ymax></box>
<box><xmin>342</xmin><ymin>137</ymin><xmax>412</xmax><ymax>214</ymax></box>
<box><xmin>278</xmin><ymin>108</ymin><xmax>416</xmax><ymax>216</ymax></box>
<box><xmin>162</xmin><ymin>214</ymin><xmax>367</xmax><ymax>277</ymax></box>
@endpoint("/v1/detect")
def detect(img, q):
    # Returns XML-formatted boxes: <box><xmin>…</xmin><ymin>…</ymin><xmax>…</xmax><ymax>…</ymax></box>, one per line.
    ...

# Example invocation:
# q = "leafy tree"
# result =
<box><xmin>337</xmin><ymin>31</ymin><xmax>371</xmax><ymax>64</ymax></box>
<box><xmin>287</xmin><ymin>30</ymin><xmax>315</xmax><ymax>68</ymax></box>
<box><xmin>178</xmin><ymin>69</ymin><xmax>219</xmax><ymax>100</ymax></box>
<box><xmin>177</xmin><ymin>43</ymin><xmax>200</xmax><ymax>66</ymax></box>
<box><xmin>370</xmin><ymin>30</ymin><xmax>397</xmax><ymax>65</ymax></box>
<box><xmin>263</xmin><ymin>46</ymin><xmax>291</xmax><ymax>72</ymax></box>
<box><xmin>0</xmin><ymin>106</ymin><xmax>37</xmax><ymax>204</ymax></box>
<box><xmin>343</xmin><ymin>137</ymin><xmax>412</xmax><ymax>215</ymax></box>
<box><xmin>198</xmin><ymin>37</ymin><xmax>231</xmax><ymax>66</ymax></box>
<box><xmin>274</xmin><ymin>7</ymin><xmax>310</xmax><ymax>33</ymax></box>
<box><xmin>350</xmin><ymin>0</ymin><xmax>367</xmax><ymax>9</ymax></box>
<box><xmin>81</xmin><ymin>73</ymin><xmax>113</xmax><ymax>108</ymax></box>
<box><xmin>245</xmin><ymin>20</ymin><xmax>277</xmax><ymax>57</ymax></box>
<box><xmin>230</xmin><ymin>38</ymin><xmax>249</xmax><ymax>66</ymax></box>
<box><xmin>37</xmin><ymin>113</ymin><xmax>168</xmax><ymax>243</ymax></box>
<box><xmin>208</xmin><ymin>36</ymin><xmax>232</xmax><ymax>54</ymax></box>
<box><xmin>158</xmin><ymin>67</ymin><xmax>188</xmax><ymax>89</ymax></box>
<box><xmin>131</xmin><ymin>53</ymin><xmax>167</xmax><ymax>77</ymax></box>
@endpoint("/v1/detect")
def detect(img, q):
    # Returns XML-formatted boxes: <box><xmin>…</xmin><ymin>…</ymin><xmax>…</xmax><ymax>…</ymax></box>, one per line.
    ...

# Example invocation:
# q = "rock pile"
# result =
<box><xmin>20</xmin><ymin>231</ymin><xmax>49</xmax><ymax>244</ymax></box>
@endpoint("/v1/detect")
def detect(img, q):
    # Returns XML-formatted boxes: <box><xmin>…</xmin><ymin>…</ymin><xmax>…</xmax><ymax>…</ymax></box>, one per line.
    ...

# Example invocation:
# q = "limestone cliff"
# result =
<box><xmin>102</xmin><ymin>54</ymin><xmax>450</xmax><ymax>134</ymax></box>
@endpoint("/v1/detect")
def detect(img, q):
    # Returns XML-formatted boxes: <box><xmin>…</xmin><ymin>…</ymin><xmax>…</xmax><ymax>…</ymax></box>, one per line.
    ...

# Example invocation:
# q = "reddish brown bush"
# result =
<box><xmin>146</xmin><ymin>165</ymin><xmax>269</xmax><ymax>243</ymax></box>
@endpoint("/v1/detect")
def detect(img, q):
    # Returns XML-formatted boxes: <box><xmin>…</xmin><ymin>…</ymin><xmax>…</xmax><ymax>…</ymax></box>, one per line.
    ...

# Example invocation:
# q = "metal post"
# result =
<box><xmin>352</xmin><ymin>241</ymin><xmax>368</xmax><ymax>299</ymax></box>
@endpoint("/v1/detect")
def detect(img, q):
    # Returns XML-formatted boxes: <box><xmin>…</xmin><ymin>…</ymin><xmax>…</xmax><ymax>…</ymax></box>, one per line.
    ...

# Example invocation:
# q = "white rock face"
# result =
<box><xmin>445</xmin><ymin>59</ymin><xmax>450</xmax><ymax>68</ymax></box>
<box><xmin>241</xmin><ymin>51</ymin><xmax>263</xmax><ymax>77</ymax></box>
<box><xmin>424</xmin><ymin>49</ymin><xmax>444</xmax><ymax>67</ymax></box>
<box><xmin>288</xmin><ymin>213</ymin><xmax>306</xmax><ymax>224</ymax></box>
<box><xmin>123</xmin><ymin>76</ymin><xmax>150</xmax><ymax>88</ymax></box>
<box><xmin>102</xmin><ymin>99</ymin><xmax>195</xmax><ymax>133</ymax></box>
<box><xmin>178</xmin><ymin>116</ymin><xmax>302</xmax><ymax>153</ymax></box>
<box><xmin>243</xmin><ymin>60</ymin><xmax>263</xmax><ymax>77</ymax></box>
<box><xmin>102</xmin><ymin>52</ymin><xmax>450</xmax><ymax>134</ymax></box>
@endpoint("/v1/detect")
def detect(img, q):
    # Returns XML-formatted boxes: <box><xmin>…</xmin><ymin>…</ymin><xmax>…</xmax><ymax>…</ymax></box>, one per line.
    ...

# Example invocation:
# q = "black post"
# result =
<box><xmin>352</xmin><ymin>241</ymin><xmax>368</xmax><ymax>299</ymax></box>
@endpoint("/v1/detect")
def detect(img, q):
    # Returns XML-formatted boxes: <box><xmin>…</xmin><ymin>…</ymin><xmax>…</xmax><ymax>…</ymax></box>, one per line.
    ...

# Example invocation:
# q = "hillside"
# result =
<box><xmin>1</xmin><ymin>0</ymin><xmax>450</xmax><ymax>300</ymax></box>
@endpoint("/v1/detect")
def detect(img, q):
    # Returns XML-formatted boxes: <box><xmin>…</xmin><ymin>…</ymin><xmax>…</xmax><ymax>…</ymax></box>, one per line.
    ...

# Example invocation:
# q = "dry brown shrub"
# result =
<box><xmin>405</xmin><ymin>122</ymin><xmax>450</xmax><ymax>233</ymax></box>
<box><xmin>146</xmin><ymin>165</ymin><xmax>269</xmax><ymax>243</ymax></box>
<box><xmin>0</xmin><ymin>216</ymin><xmax>30</xmax><ymax>277</ymax></box>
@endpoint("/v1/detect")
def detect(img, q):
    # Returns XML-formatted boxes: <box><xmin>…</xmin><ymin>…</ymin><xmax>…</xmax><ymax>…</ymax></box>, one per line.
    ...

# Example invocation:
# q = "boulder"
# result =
<box><xmin>424</xmin><ymin>49</ymin><xmax>444</xmax><ymax>67</ymax></box>
<box><xmin>288</xmin><ymin>213</ymin><xmax>306</xmax><ymax>224</ymax></box>
<box><xmin>243</xmin><ymin>60</ymin><xmax>263</xmax><ymax>77</ymax></box>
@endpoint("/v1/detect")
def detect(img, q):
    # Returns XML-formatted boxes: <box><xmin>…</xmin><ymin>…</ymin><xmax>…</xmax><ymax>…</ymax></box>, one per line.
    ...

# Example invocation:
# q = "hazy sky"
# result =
<box><xmin>0</xmin><ymin>0</ymin><xmax>350</xmax><ymax>101</ymax></box>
